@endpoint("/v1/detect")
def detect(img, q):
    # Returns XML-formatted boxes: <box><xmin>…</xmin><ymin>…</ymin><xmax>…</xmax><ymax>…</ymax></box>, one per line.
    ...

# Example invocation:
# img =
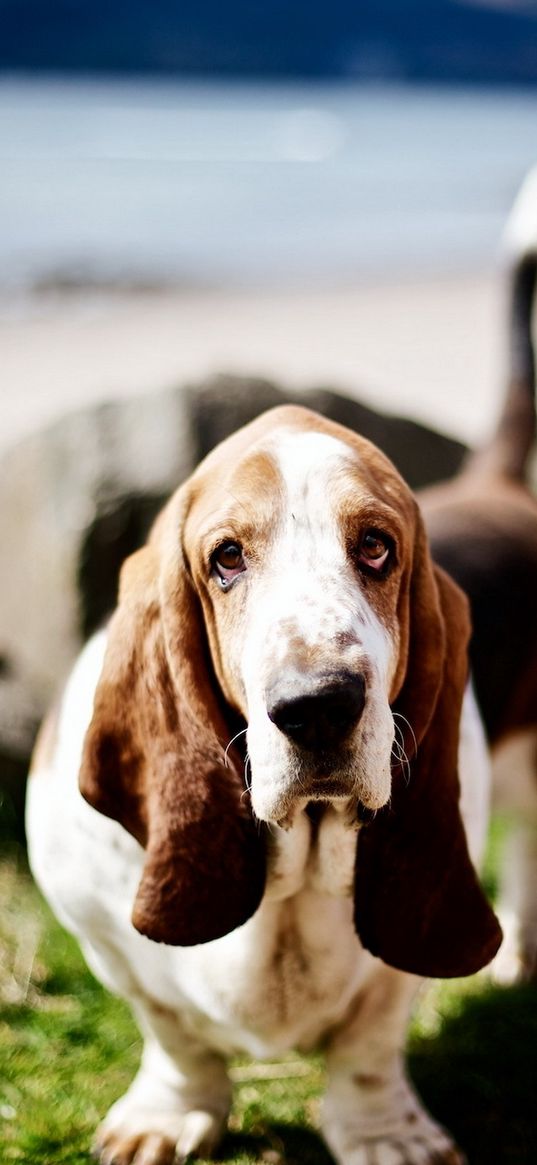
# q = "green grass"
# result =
<box><xmin>0</xmin><ymin>848</ymin><xmax>140</xmax><ymax>1164</ymax></box>
<box><xmin>2</xmin><ymin>831</ymin><xmax>537</xmax><ymax>1165</ymax></box>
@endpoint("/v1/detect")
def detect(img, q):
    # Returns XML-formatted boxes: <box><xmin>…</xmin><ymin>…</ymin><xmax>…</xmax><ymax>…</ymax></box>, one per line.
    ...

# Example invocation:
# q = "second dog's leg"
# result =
<box><xmin>492</xmin><ymin>730</ymin><xmax>537</xmax><ymax>982</ymax></box>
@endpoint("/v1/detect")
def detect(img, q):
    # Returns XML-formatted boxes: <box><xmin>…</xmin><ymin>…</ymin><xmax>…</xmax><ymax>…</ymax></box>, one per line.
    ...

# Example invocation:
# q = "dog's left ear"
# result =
<box><xmin>79</xmin><ymin>494</ymin><xmax>266</xmax><ymax>947</ymax></box>
<box><xmin>354</xmin><ymin>513</ymin><xmax>502</xmax><ymax>978</ymax></box>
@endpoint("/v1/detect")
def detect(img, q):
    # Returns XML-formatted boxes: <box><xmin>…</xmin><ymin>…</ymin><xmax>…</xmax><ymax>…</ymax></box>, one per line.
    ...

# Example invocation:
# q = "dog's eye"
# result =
<box><xmin>358</xmin><ymin>529</ymin><xmax>391</xmax><ymax>574</ymax></box>
<box><xmin>211</xmin><ymin>541</ymin><xmax>246</xmax><ymax>589</ymax></box>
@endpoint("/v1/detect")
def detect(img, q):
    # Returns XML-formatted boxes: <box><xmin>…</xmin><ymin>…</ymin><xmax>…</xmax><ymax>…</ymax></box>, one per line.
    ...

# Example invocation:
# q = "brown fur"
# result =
<box><xmin>422</xmin><ymin>460</ymin><xmax>537</xmax><ymax>744</ymax></box>
<box><xmin>80</xmin><ymin>405</ymin><xmax>500</xmax><ymax>974</ymax></box>
<box><xmin>29</xmin><ymin>704</ymin><xmax>59</xmax><ymax>775</ymax></box>
<box><xmin>356</xmin><ymin>562</ymin><xmax>501</xmax><ymax>977</ymax></box>
<box><xmin>422</xmin><ymin>248</ymin><xmax>537</xmax><ymax>747</ymax></box>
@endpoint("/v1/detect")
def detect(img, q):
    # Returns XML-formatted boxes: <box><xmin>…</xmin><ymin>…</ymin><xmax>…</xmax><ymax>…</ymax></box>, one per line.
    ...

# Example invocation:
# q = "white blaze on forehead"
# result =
<box><xmin>249</xmin><ymin>426</ymin><xmax>393</xmax><ymax>678</ymax></box>
<box><xmin>263</xmin><ymin>428</ymin><xmax>366</xmax><ymax>650</ymax></box>
<box><xmin>270</xmin><ymin>428</ymin><xmax>357</xmax><ymax>529</ymax></box>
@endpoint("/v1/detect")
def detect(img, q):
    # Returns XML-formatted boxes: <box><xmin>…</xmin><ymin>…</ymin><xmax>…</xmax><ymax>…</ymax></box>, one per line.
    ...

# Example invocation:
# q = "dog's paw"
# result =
<box><xmin>322</xmin><ymin>1077</ymin><xmax>465</xmax><ymax>1165</ymax></box>
<box><xmin>94</xmin><ymin>1105</ymin><xmax>226</xmax><ymax>1164</ymax></box>
<box><xmin>323</xmin><ymin>1132</ymin><xmax>465</xmax><ymax>1165</ymax></box>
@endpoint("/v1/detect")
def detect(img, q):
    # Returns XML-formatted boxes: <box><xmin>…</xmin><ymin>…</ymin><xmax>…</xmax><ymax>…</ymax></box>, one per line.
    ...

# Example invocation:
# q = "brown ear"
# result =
<box><xmin>354</xmin><ymin>518</ymin><xmax>502</xmax><ymax>977</ymax></box>
<box><xmin>79</xmin><ymin>537</ymin><xmax>266</xmax><ymax>946</ymax></box>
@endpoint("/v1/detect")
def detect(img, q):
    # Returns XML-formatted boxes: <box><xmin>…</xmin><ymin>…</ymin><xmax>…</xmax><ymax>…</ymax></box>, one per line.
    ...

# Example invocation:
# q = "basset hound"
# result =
<box><xmin>422</xmin><ymin>169</ymin><xmax>537</xmax><ymax>983</ymax></box>
<box><xmin>27</xmin><ymin>404</ymin><xmax>501</xmax><ymax>1165</ymax></box>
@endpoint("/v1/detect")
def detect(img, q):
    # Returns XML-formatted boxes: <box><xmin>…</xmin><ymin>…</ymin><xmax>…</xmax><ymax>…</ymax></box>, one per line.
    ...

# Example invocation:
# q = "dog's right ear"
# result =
<box><xmin>354</xmin><ymin>515</ymin><xmax>501</xmax><ymax>978</ymax></box>
<box><xmin>80</xmin><ymin>527</ymin><xmax>266</xmax><ymax>947</ymax></box>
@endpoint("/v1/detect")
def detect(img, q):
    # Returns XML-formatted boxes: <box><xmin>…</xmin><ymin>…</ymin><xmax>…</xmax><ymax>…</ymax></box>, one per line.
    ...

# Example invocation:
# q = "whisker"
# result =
<box><xmin>393</xmin><ymin>711</ymin><xmax>418</xmax><ymax>757</ymax></box>
<box><xmin>391</xmin><ymin>739</ymin><xmax>403</xmax><ymax>763</ymax></box>
<box><xmin>393</xmin><ymin>722</ymin><xmax>410</xmax><ymax>768</ymax></box>
<box><xmin>392</xmin><ymin>719</ymin><xmax>404</xmax><ymax>749</ymax></box>
<box><xmin>391</xmin><ymin>719</ymin><xmax>411</xmax><ymax>784</ymax></box>
<box><xmin>240</xmin><ymin>751</ymin><xmax>253</xmax><ymax>802</ymax></box>
<box><xmin>391</xmin><ymin>749</ymin><xmax>411</xmax><ymax>785</ymax></box>
<box><xmin>391</xmin><ymin>739</ymin><xmax>406</xmax><ymax>768</ymax></box>
<box><xmin>224</xmin><ymin>727</ymin><xmax>248</xmax><ymax>768</ymax></box>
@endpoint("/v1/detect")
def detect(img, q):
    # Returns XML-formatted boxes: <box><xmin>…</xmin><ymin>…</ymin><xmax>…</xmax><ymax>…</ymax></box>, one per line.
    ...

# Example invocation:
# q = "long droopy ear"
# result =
<box><xmin>79</xmin><ymin>522</ymin><xmax>266</xmax><ymax>946</ymax></box>
<box><xmin>354</xmin><ymin>514</ymin><xmax>502</xmax><ymax>978</ymax></box>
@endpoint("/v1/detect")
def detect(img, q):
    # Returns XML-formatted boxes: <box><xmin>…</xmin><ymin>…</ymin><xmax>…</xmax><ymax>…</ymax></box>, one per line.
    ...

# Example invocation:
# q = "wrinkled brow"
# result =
<box><xmin>186</xmin><ymin>448</ymin><xmax>286</xmax><ymax>552</ymax></box>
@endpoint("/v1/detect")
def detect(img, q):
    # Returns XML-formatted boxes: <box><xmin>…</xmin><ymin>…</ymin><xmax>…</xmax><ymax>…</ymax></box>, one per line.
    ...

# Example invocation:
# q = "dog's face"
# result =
<box><xmin>183</xmin><ymin>421</ymin><xmax>413</xmax><ymax>824</ymax></box>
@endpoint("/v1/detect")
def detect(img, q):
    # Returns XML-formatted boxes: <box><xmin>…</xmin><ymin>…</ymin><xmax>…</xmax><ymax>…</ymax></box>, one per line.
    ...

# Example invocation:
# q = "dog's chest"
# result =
<box><xmin>160</xmin><ymin>807</ymin><xmax>372</xmax><ymax>1056</ymax></box>
<box><xmin>182</xmin><ymin>898</ymin><xmax>366</xmax><ymax>1057</ymax></box>
<box><xmin>35</xmin><ymin>777</ymin><xmax>372</xmax><ymax>1059</ymax></box>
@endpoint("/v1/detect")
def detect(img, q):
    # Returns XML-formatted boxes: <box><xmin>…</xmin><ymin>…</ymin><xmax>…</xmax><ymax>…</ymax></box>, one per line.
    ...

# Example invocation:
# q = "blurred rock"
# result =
<box><xmin>0</xmin><ymin>374</ymin><xmax>465</xmax><ymax>834</ymax></box>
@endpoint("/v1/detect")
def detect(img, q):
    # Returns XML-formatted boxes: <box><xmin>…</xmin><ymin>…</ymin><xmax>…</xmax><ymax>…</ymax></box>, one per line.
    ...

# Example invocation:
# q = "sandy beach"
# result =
<box><xmin>1</xmin><ymin>268</ymin><xmax>507</xmax><ymax>456</ymax></box>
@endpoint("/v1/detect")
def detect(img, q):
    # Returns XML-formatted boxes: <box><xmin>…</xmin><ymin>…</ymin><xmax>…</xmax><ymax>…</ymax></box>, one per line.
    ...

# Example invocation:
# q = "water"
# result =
<box><xmin>1</xmin><ymin>77</ymin><xmax>537</xmax><ymax>289</ymax></box>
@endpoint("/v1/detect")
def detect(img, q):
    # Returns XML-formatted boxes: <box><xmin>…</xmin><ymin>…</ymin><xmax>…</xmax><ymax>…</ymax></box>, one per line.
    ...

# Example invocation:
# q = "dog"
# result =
<box><xmin>421</xmin><ymin>168</ymin><xmax>537</xmax><ymax>981</ymax></box>
<box><xmin>27</xmin><ymin>400</ymin><xmax>501</xmax><ymax>1165</ymax></box>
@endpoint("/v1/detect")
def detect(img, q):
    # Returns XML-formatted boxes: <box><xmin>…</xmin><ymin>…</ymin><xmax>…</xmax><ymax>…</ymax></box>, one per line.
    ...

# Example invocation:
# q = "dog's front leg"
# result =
<box><xmin>321</xmin><ymin>964</ymin><xmax>464</xmax><ymax>1165</ymax></box>
<box><xmin>94</xmin><ymin>993</ymin><xmax>232</xmax><ymax>1165</ymax></box>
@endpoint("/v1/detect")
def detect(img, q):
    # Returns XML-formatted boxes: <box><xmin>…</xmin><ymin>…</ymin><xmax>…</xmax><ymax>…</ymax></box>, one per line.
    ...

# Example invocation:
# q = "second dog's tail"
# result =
<box><xmin>471</xmin><ymin>169</ymin><xmax>537</xmax><ymax>481</ymax></box>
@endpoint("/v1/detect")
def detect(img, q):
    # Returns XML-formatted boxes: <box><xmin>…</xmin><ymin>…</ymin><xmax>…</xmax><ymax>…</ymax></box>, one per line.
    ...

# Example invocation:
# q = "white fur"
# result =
<box><xmin>490</xmin><ymin>730</ymin><xmax>537</xmax><ymax>983</ymax></box>
<box><xmin>27</xmin><ymin>623</ymin><xmax>486</xmax><ymax>1164</ymax></box>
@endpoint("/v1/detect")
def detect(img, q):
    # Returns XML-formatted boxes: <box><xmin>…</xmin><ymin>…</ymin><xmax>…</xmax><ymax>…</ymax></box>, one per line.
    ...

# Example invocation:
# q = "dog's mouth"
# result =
<box><xmin>305</xmin><ymin>798</ymin><xmax>375</xmax><ymax>827</ymax></box>
<box><xmin>269</xmin><ymin>796</ymin><xmax>376</xmax><ymax>832</ymax></box>
<box><xmin>289</xmin><ymin>742</ymin><xmax>388</xmax><ymax>807</ymax></box>
<box><xmin>300</xmin><ymin>773</ymin><xmax>354</xmax><ymax>800</ymax></box>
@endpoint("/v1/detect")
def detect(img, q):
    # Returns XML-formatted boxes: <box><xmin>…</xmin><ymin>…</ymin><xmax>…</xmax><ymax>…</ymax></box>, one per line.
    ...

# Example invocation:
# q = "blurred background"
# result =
<box><xmin>2</xmin><ymin>0</ymin><xmax>537</xmax><ymax>450</ymax></box>
<box><xmin>3</xmin><ymin>8</ymin><xmax>537</xmax><ymax>1163</ymax></box>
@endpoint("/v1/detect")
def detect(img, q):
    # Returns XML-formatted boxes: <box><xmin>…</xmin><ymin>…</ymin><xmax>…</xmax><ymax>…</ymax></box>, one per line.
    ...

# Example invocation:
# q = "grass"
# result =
<box><xmin>2</xmin><ymin>828</ymin><xmax>537</xmax><ymax>1165</ymax></box>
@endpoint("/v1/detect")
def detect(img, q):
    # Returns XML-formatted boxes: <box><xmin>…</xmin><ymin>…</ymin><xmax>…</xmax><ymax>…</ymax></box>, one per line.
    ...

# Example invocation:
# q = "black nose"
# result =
<box><xmin>267</xmin><ymin>673</ymin><xmax>366</xmax><ymax>750</ymax></box>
